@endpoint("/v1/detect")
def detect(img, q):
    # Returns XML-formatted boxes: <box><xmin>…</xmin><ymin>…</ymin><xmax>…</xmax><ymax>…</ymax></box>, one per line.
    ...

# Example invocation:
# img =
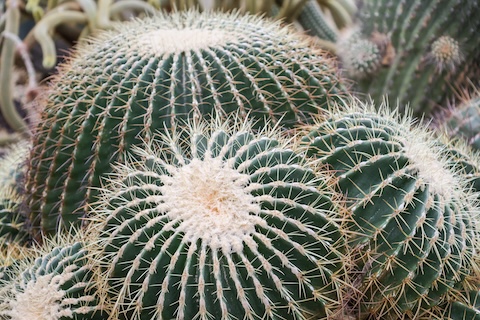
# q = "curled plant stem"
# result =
<box><xmin>0</xmin><ymin>0</ymin><xmax>29</xmax><ymax>134</ymax></box>
<box><xmin>23</xmin><ymin>2</ymin><xmax>82</xmax><ymax>50</ymax></box>
<box><xmin>33</xmin><ymin>10</ymin><xmax>87</xmax><ymax>68</ymax></box>
<box><xmin>0</xmin><ymin>132</ymin><xmax>22</xmax><ymax>146</ymax></box>
<box><xmin>3</xmin><ymin>31</ymin><xmax>38</xmax><ymax>96</ymax></box>
<box><xmin>96</xmin><ymin>0</ymin><xmax>112</xmax><ymax>29</ymax></box>
<box><xmin>277</xmin><ymin>0</ymin><xmax>308</xmax><ymax>22</ymax></box>
<box><xmin>76</xmin><ymin>0</ymin><xmax>98</xmax><ymax>30</ymax></box>
<box><xmin>110</xmin><ymin>0</ymin><xmax>157</xmax><ymax>18</ymax></box>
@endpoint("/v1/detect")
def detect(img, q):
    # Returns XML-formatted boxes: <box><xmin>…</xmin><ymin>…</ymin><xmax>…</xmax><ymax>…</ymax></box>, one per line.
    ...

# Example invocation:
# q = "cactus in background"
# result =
<box><xmin>89</xmin><ymin>118</ymin><xmax>348</xmax><ymax>320</ymax></box>
<box><xmin>0</xmin><ymin>141</ymin><xmax>30</xmax><ymax>244</ymax></box>
<box><xmin>337</xmin><ymin>31</ymin><xmax>382</xmax><ymax>78</ymax></box>
<box><xmin>0</xmin><ymin>237</ymin><xmax>107</xmax><ymax>320</ymax></box>
<box><xmin>348</xmin><ymin>0</ymin><xmax>480</xmax><ymax>117</ymax></box>
<box><xmin>25</xmin><ymin>10</ymin><xmax>348</xmax><ymax>240</ymax></box>
<box><xmin>300</xmin><ymin>100</ymin><xmax>480</xmax><ymax>318</ymax></box>
<box><xmin>439</xmin><ymin>94</ymin><xmax>480</xmax><ymax>151</ymax></box>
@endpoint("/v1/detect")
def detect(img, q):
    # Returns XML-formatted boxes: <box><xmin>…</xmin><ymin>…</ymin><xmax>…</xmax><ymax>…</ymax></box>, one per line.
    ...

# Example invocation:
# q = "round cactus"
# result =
<box><xmin>300</xmin><ymin>101</ymin><xmax>480</xmax><ymax>318</ymax></box>
<box><xmin>338</xmin><ymin>32</ymin><xmax>382</xmax><ymax>78</ymax></box>
<box><xmin>25</xmin><ymin>10</ymin><xmax>348</xmax><ymax>240</ymax></box>
<box><xmin>429</xmin><ymin>35</ymin><xmax>463</xmax><ymax>73</ymax></box>
<box><xmin>0</xmin><ymin>237</ymin><xmax>107</xmax><ymax>320</ymax></box>
<box><xmin>0</xmin><ymin>141</ymin><xmax>30</xmax><ymax>244</ymax></box>
<box><xmin>90</xmin><ymin>118</ymin><xmax>348</xmax><ymax>320</ymax></box>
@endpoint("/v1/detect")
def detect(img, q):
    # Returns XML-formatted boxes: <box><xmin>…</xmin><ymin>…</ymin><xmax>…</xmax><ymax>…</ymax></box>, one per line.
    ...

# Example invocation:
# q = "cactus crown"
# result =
<box><xmin>88</xmin><ymin>117</ymin><xmax>347</xmax><ymax>320</ymax></box>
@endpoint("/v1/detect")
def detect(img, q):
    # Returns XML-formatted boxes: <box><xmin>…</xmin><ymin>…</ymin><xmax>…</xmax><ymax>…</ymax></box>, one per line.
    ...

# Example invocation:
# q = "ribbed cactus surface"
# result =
<box><xmin>91</xmin><ymin>119</ymin><xmax>347</xmax><ymax>320</ymax></box>
<box><xmin>441</xmin><ymin>95</ymin><xmax>480</xmax><ymax>151</ymax></box>
<box><xmin>439</xmin><ymin>137</ymin><xmax>480</xmax><ymax>195</ymax></box>
<box><xmin>25</xmin><ymin>10</ymin><xmax>347</xmax><ymax>240</ymax></box>
<box><xmin>350</xmin><ymin>0</ymin><xmax>480</xmax><ymax>116</ymax></box>
<box><xmin>0</xmin><ymin>240</ymin><xmax>106</xmax><ymax>320</ymax></box>
<box><xmin>301</xmin><ymin>103</ymin><xmax>479</xmax><ymax>318</ymax></box>
<box><xmin>0</xmin><ymin>141</ymin><xmax>30</xmax><ymax>243</ymax></box>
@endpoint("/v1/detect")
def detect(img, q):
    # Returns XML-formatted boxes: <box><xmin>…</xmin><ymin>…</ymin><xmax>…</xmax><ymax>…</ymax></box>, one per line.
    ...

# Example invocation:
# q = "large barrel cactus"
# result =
<box><xmin>300</xmin><ymin>102</ymin><xmax>480</xmax><ymax>318</ymax></box>
<box><xmin>0</xmin><ymin>238</ymin><xmax>107</xmax><ymax>320</ymax></box>
<box><xmin>25</xmin><ymin>10</ymin><xmax>347</xmax><ymax>240</ymax></box>
<box><xmin>89</xmin><ymin>118</ymin><xmax>348</xmax><ymax>319</ymax></box>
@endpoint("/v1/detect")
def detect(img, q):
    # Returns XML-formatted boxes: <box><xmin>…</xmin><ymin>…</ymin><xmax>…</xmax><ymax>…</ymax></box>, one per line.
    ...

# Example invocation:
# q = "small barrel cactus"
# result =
<box><xmin>90</xmin><ymin>118</ymin><xmax>348</xmax><ymax>319</ymax></box>
<box><xmin>25</xmin><ymin>10</ymin><xmax>348</xmax><ymax>240</ymax></box>
<box><xmin>300</xmin><ymin>101</ymin><xmax>480</xmax><ymax>318</ymax></box>
<box><xmin>0</xmin><ymin>141</ymin><xmax>30</xmax><ymax>243</ymax></box>
<box><xmin>0</xmin><ymin>237</ymin><xmax>107</xmax><ymax>320</ymax></box>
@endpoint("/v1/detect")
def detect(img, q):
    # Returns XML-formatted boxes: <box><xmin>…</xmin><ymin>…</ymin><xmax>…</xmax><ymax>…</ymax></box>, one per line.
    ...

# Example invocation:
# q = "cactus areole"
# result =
<box><xmin>26</xmin><ymin>10</ymin><xmax>346</xmax><ymax>239</ymax></box>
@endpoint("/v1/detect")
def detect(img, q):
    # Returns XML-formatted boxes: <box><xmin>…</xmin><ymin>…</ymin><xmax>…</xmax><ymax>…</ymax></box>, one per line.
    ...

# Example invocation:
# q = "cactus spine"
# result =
<box><xmin>301</xmin><ymin>101</ymin><xmax>480</xmax><ymax>318</ymax></box>
<box><xmin>25</xmin><ymin>10</ymin><xmax>348</xmax><ymax>240</ymax></box>
<box><xmin>90</xmin><ymin>118</ymin><xmax>348</xmax><ymax>320</ymax></box>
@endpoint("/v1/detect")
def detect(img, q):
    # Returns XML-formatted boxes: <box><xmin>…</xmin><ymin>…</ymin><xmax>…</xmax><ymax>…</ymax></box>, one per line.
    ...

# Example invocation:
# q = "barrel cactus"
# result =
<box><xmin>0</xmin><ymin>141</ymin><xmax>30</xmax><ymax>243</ymax></box>
<box><xmin>0</xmin><ymin>236</ymin><xmax>107</xmax><ymax>320</ymax></box>
<box><xmin>89</xmin><ymin>118</ymin><xmax>348</xmax><ymax>319</ymax></box>
<box><xmin>25</xmin><ymin>10</ymin><xmax>348</xmax><ymax>240</ymax></box>
<box><xmin>300</xmin><ymin>101</ymin><xmax>480</xmax><ymax>318</ymax></box>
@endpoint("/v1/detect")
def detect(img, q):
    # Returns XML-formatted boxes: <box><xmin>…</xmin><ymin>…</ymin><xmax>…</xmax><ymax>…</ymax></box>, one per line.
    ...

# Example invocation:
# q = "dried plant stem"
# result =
<box><xmin>0</xmin><ymin>0</ymin><xmax>28</xmax><ymax>133</ymax></box>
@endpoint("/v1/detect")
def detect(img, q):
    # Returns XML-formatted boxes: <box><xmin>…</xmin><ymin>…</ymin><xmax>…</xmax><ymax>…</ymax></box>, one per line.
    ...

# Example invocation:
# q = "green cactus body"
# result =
<box><xmin>446</xmin><ymin>290</ymin><xmax>480</xmax><ymax>320</ymax></box>
<box><xmin>25</xmin><ymin>10</ymin><xmax>347</xmax><ymax>240</ymax></box>
<box><xmin>352</xmin><ymin>0</ymin><xmax>480</xmax><ymax>116</ymax></box>
<box><xmin>422</xmin><ymin>289</ymin><xmax>480</xmax><ymax>320</ymax></box>
<box><xmin>0</xmin><ymin>141</ymin><xmax>30</xmax><ymax>243</ymax></box>
<box><xmin>438</xmin><ymin>136</ymin><xmax>480</xmax><ymax>195</ymax></box>
<box><xmin>301</xmin><ymin>103</ymin><xmax>479</xmax><ymax>318</ymax></box>
<box><xmin>0</xmin><ymin>240</ymin><xmax>107</xmax><ymax>320</ymax></box>
<box><xmin>442</xmin><ymin>95</ymin><xmax>480</xmax><ymax>151</ymax></box>
<box><xmin>91</xmin><ymin>119</ymin><xmax>347</xmax><ymax>320</ymax></box>
<box><xmin>297</xmin><ymin>0</ymin><xmax>338</xmax><ymax>42</ymax></box>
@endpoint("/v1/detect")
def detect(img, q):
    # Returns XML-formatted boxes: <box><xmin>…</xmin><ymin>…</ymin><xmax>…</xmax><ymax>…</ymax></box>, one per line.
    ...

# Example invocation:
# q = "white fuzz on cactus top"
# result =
<box><xmin>397</xmin><ymin>124</ymin><xmax>457</xmax><ymax>200</ymax></box>
<box><xmin>5</xmin><ymin>269</ymin><xmax>77</xmax><ymax>320</ymax></box>
<box><xmin>139</xmin><ymin>29</ymin><xmax>239</xmax><ymax>55</ymax></box>
<box><xmin>159</xmin><ymin>156</ymin><xmax>262</xmax><ymax>252</ymax></box>
<box><xmin>0</xmin><ymin>235</ymin><xmax>102</xmax><ymax>320</ymax></box>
